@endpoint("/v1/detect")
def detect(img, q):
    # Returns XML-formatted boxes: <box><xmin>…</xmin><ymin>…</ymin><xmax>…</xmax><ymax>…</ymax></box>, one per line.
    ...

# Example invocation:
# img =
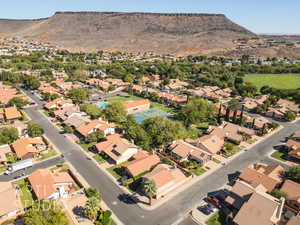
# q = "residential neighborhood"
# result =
<box><xmin>0</xmin><ymin>35</ymin><xmax>300</xmax><ymax>225</ymax></box>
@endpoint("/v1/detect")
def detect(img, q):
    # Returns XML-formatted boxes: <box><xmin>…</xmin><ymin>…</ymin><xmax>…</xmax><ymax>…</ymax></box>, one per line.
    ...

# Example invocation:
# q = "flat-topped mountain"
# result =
<box><xmin>0</xmin><ymin>11</ymin><xmax>256</xmax><ymax>55</ymax></box>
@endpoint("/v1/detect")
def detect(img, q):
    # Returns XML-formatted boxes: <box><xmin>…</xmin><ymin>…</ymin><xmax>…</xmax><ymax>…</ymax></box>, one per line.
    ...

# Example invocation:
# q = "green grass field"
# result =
<box><xmin>244</xmin><ymin>74</ymin><xmax>300</xmax><ymax>90</ymax></box>
<box><xmin>107</xmin><ymin>95</ymin><xmax>175</xmax><ymax>114</ymax></box>
<box><xmin>106</xmin><ymin>95</ymin><xmax>142</xmax><ymax>103</ymax></box>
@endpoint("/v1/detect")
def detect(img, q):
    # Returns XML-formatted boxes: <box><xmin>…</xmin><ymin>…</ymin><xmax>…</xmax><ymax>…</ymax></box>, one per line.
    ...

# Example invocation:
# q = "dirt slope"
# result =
<box><xmin>0</xmin><ymin>12</ymin><xmax>256</xmax><ymax>55</ymax></box>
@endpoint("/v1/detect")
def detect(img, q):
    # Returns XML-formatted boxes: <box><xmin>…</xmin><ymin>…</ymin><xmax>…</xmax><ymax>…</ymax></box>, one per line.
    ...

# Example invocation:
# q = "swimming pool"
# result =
<box><xmin>97</xmin><ymin>102</ymin><xmax>108</xmax><ymax>109</ymax></box>
<box><xmin>133</xmin><ymin>108</ymin><xmax>174</xmax><ymax>123</ymax></box>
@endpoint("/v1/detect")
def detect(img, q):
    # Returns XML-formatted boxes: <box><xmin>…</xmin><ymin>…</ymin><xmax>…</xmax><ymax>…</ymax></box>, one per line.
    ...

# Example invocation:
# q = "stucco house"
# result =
<box><xmin>28</xmin><ymin>168</ymin><xmax>75</xmax><ymax>200</ymax></box>
<box><xmin>142</xmin><ymin>164</ymin><xmax>186</xmax><ymax>199</ymax></box>
<box><xmin>95</xmin><ymin>134</ymin><xmax>138</xmax><ymax>164</ymax></box>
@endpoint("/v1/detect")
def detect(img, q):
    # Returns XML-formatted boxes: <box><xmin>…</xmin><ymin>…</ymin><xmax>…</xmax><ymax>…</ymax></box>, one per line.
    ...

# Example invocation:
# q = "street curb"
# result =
<box><xmin>289</xmin><ymin>116</ymin><xmax>300</xmax><ymax>124</ymax></box>
<box><xmin>190</xmin><ymin>212</ymin><xmax>203</xmax><ymax>225</ymax></box>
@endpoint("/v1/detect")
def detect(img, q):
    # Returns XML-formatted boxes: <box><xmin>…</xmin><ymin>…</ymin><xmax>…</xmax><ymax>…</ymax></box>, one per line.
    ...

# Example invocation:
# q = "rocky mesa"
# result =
<box><xmin>0</xmin><ymin>11</ymin><xmax>256</xmax><ymax>55</ymax></box>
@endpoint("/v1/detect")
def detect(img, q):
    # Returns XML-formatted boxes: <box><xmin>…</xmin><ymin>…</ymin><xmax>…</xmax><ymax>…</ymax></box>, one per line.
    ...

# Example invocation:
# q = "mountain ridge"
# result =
<box><xmin>0</xmin><ymin>11</ymin><xmax>256</xmax><ymax>55</ymax></box>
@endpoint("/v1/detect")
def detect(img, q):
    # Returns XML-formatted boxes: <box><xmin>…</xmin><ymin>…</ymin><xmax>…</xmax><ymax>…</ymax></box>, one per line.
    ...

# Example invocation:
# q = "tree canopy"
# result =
<box><xmin>85</xmin><ymin>197</ymin><xmax>100</xmax><ymax>221</ymax></box>
<box><xmin>283</xmin><ymin>165</ymin><xmax>300</xmax><ymax>183</ymax></box>
<box><xmin>41</xmin><ymin>92</ymin><xmax>59</xmax><ymax>101</ymax></box>
<box><xmin>142</xmin><ymin>116</ymin><xmax>186</xmax><ymax>148</ymax></box>
<box><xmin>104</xmin><ymin>102</ymin><xmax>127</xmax><ymax>123</ymax></box>
<box><xmin>23</xmin><ymin>200</ymin><xmax>69</xmax><ymax>225</ymax></box>
<box><xmin>8</xmin><ymin>97</ymin><xmax>28</xmax><ymax>109</ymax></box>
<box><xmin>284</xmin><ymin>110</ymin><xmax>296</xmax><ymax>122</ymax></box>
<box><xmin>23</xmin><ymin>75</ymin><xmax>40</xmax><ymax>90</ymax></box>
<box><xmin>85</xmin><ymin>130</ymin><xmax>105</xmax><ymax>143</ymax></box>
<box><xmin>27</xmin><ymin>122</ymin><xmax>44</xmax><ymax>137</ymax></box>
<box><xmin>0</xmin><ymin>127</ymin><xmax>19</xmax><ymax>144</ymax></box>
<box><xmin>67</xmin><ymin>88</ymin><xmax>89</xmax><ymax>103</ymax></box>
<box><xmin>80</xmin><ymin>104</ymin><xmax>102</xmax><ymax>119</ymax></box>
<box><xmin>85</xmin><ymin>187</ymin><xmax>101</xmax><ymax>200</ymax></box>
<box><xmin>121</xmin><ymin>115</ymin><xmax>150</xmax><ymax>150</ymax></box>
<box><xmin>179</xmin><ymin>97</ymin><xmax>217</xmax><ymax>126</ymax></box>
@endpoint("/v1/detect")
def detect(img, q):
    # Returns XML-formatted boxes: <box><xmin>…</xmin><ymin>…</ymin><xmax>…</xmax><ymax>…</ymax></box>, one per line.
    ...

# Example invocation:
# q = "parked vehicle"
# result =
<box><xmin>206</xmin><ymin>196</ymin><xmax>221</xmax><ymax>208</ymax></box>
<box><xmin>207</xmin><ymin>204</ymin><xmax>218</xmax><ymax>212</ymax></box>
<box><xmin>5</xmin><ymin>159</ymin><xmax>33</xmax><ymax>175</ymax></box>
<box><xmin>199</xmin><ymin>205</ymin><xmax>212</xmax><ymax>215</ymax></box>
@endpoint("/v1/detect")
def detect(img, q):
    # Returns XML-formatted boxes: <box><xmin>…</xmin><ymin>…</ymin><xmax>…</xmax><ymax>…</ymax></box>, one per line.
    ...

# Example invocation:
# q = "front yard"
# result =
<box><xmin>13</xmin><ymin>178</ymin><xmax>35</xmax><ymax>208</ymax></box>
<box><xmin>246</xmin><ymin>138</ymin><xmax>257</xmax><ymax>145</ymax></box>
<box><xmin>93</xmin><ymin>154</ymin><xmax>106</xmax><ymax>164</ymax></box>
<box><xmin>107</xmin><ymin>161</ymin><xmax>128</xmax><ymax>179</ymax></box>
<box><xmin>271</xmin><ymin>149</ymin><xmax>287</xmax><ymax>162</ymax></box>
<box><xmin>78</xmin><ymin>142</ymin><xmax>96</xmax><ymax>152</ymax></box>
<box><xmin>206</xmin><ymin>212</ymin><xmax>226</xmax><ymax>225</ymax></box>
<box><xmin>221</xmin><ymin>142</ymin><xmax>242</xmax><ymax>158</ymax></box>
<box><xmin>190</xmin><ymin>167</ymin><xmax>207</xmax><ymax>176</ymax></box>
<box><xmin>37</xmin><ymin>147</ymin><xmax>58</xmax><ymax>161</ymax></box>
<box><xmin>0</xmin><ymin>165</ymin><xmax>8</xmax><ymax>174</ymax></box>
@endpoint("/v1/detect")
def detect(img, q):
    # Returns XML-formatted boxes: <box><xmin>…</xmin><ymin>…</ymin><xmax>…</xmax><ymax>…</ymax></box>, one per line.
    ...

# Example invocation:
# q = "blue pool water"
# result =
<box><xmin>97</xmin><ymin>103</ymin><xmax>108</xmax><ymax>109</ymax></box>
<box><xmin>133</xmin><ymin>108</ymin><xmax>173</xmax><ymax>123</ymax></box>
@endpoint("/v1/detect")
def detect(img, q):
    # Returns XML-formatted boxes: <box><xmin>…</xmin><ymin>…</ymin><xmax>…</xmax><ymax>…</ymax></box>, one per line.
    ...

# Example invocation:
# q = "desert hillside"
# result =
<box><xmin>0</xmin><ymin>12</ymin><xmax>256</xmax><ymax>55</ymax></box>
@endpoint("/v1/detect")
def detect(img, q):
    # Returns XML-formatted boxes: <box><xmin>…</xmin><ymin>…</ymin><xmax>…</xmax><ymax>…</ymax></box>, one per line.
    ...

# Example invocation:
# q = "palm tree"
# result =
<box><xmin>228</xmin><ymin>99</ymin><xmax>241</xmax><ymax>111</ymax></box>
<box><xmin>225</xmin><ymin>107</ymin><xmax>230</xmax><ymax>122</ymax></box>
<box><xmin>84</xmin><ymin>197</ymin><xmax>100</xmax><ymax>221</ymax></box>
<box><xmin>239</xmin><ymin>105</ymin><xmax>245</xmax><ymax>126</ymax></box>
<box><xmin>217</xmin><ymin>104</ymin><xmax>223</xmax><ymax>124</ymax></box>
<box><xmin>143</xmin><ymin>179</ymin><xmax>157</xmax><ymax>205</ymax></box>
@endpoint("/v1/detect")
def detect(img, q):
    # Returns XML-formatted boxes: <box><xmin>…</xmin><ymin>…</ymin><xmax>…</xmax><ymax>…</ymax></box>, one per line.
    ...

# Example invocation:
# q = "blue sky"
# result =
<box><xmin>1</xmin><ymin>0</ymin><xmax>299</xmax><ymax>34</ymax></box>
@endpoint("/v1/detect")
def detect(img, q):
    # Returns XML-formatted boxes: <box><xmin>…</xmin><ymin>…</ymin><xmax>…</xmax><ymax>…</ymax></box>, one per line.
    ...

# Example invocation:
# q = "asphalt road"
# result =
<box><xmin>0</xmin><ymin>156</ymin><xmax>63</xmax><ymax>182</ymax></box>
<box><xmin>177</xmin><ymin>215</ymin><xmax>199</xmax><ymax>225</ymax></box>
<box><xmin>23</xmin><ymin>89</ymin><xmax>300</xmax><ymax>225</ymax></box>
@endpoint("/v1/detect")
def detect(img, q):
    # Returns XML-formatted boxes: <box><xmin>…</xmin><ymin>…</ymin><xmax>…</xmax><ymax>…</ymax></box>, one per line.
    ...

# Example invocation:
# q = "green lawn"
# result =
<box><xmin>0</xmin><ymin>165</ymin><xmax>8</xmax><ymax>174</ymax></box>
<box><xmin>93</xmin><ymin>154</ymin><xmax>106</xmax><ymax>164</ymax></box>
<box><xmin>106</xmin><ymin>95</ymin><xmax>142</xmax><ymax>103</ymax></box>
<box><xmin>107</xmin><ymin>94</ymin><xmax>175</xmax><ymax>114</ymax></box>
<box><xmin>6</xmin><ymin>153</ymin><xmax>18</xmax><ymax>163</ymax></box>
<box><xmin>244</xmin><ymin>74</ymin><xmax>300</xmax><ymax>90</ymax></box>
<box><xmin>186</xmin><ymin>127</ymin><xmax>202</xmax><ymax>139</ymax></box>
<box><xmin>51</xmin><ymin>163</ymin><xmax>70</xmax><ymax>171</ymax></box>
<box><xmin>212</xmin><ymin>158</ymin><xmax>221</xmax><ymax>164</ymax></box>
<box><xmin>271</xmin><ymin>150</ymin><xmax>287</xmax><ymax>162</ymax></box>
<box><xmin>190</xmin><ymin>167</ymin><xmax>207</xmax><ymax>176</ymax></box>
<box><xmin>222</xmin><ymin>143</ymin><xmax>242</xmax><ymax>157</ymax></box>
<box><xmin>150</xmin><ymin>102</ymin><xmax>176</xmax><ymax>114</ymax></box>
<box><xmin>13</xmin><ymin>178</ymin><xmax>35</xmax><ymax>208</ymax></box>
<box><xmin>38</xmin><ymin>148</ymin><xmax>58</xmax><ymax>161</ymax></box>
<box><xmin>246</xmin><ymin>138</ymin><xmax>257</xmax><ymax>145</ymax></box>
<box><xmin>107</xmin><ymin>161</ymin><xmax>128</xmax><ymax>179</ymax></box>
<box><xmin>78</xmin><ymin>142</ymin><xmax>96</xmax><ymax>152</ymax></box>
<box><xmin>206</xmin><ymin>212</ymin><xmax>226</xmax><ymax>225</ymax></box>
